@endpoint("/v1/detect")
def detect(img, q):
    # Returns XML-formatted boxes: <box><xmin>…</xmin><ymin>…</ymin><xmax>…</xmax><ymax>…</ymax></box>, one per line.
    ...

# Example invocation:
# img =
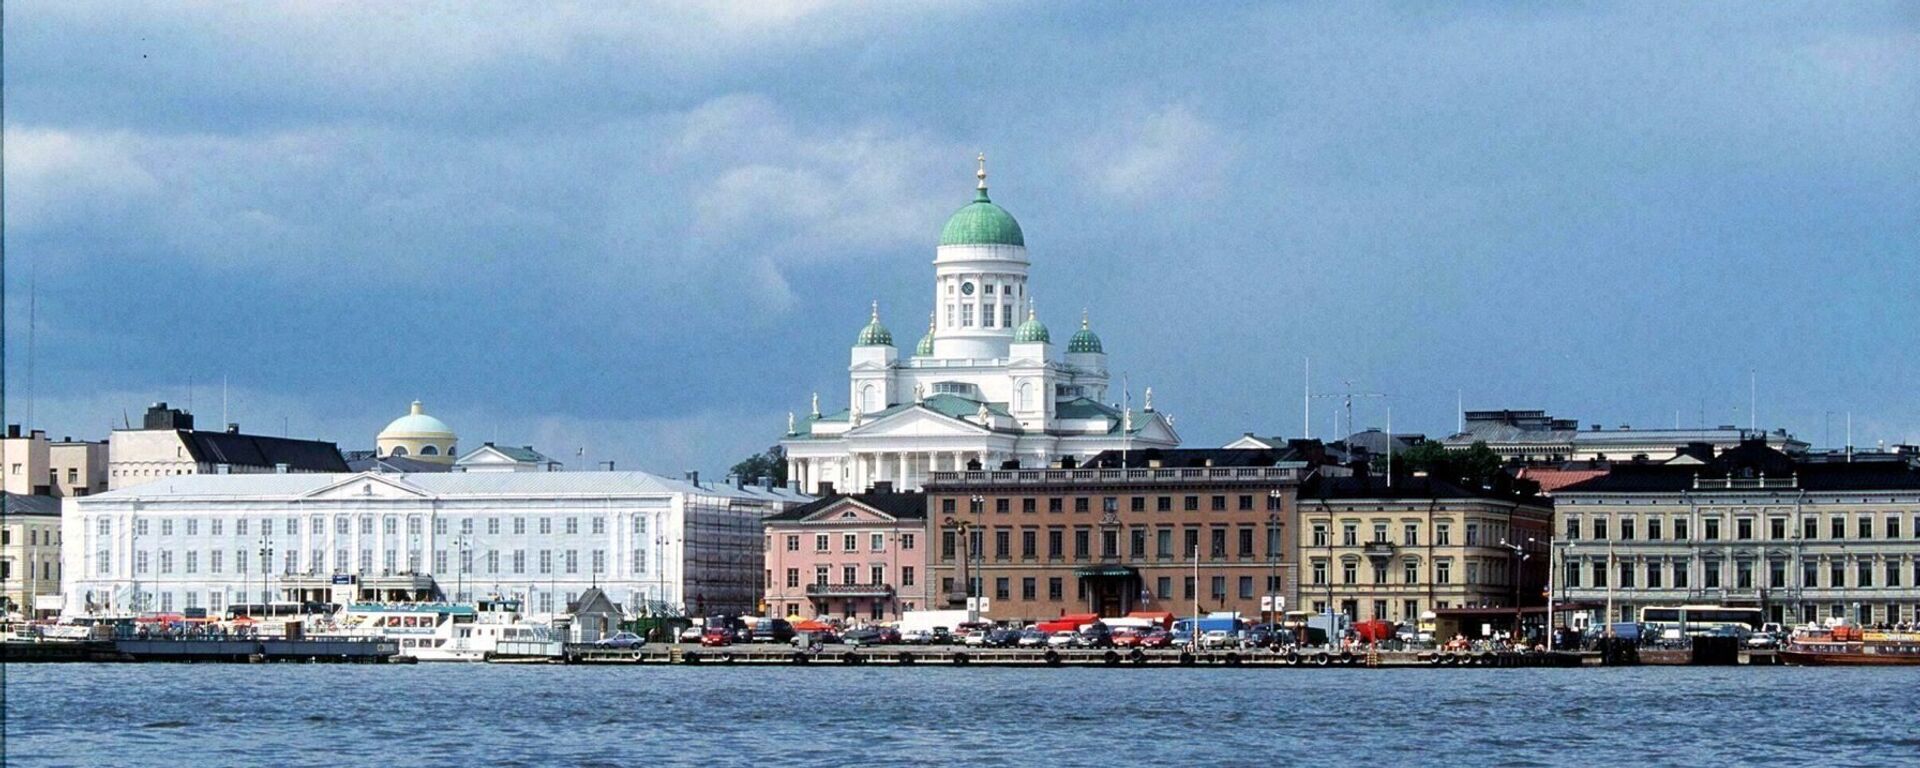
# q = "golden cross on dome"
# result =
<box><xmin>976</xmin><ymin>152</ymin><xmax>988</xmax><ymax>189</ymax></box>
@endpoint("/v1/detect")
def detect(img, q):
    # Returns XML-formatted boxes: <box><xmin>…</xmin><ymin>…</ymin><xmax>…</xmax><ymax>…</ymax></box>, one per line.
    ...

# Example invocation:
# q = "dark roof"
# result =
<box><xmin>347</xmin><ymin>455</ymin><xmax>453</xmax><ymax>473</ymax></box>
<box><xmin>1</xmin><ymin>493</ymin><xmax>60</xmax><ymax>516</ymax></box>
<box><xmin>1559</xmin><ymin>441</ymin><xmax>1920</xmax><ymax>494</ymax></box>
<box><xmin>766</xmin><ymin>491</ymin><xmax>927</xmax><ymax>522</ymax></box>
<box><xmin>181</xmin><ymin>430</ymin><xmax>349</xmax><ymax>472</ymax></box>
<box><xmin>1085</xmin><ymin>447</ymin><xmax>1303</xmax><ymax>469</ymax></box>
<box><xmin>1300</xmin><ymin>474</ymin><xmax>1544</xmax><ymax>505</ymax></box>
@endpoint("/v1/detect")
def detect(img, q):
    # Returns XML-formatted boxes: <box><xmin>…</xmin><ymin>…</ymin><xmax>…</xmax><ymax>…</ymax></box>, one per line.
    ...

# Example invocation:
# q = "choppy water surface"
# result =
<box><xmin>7</xmin><ymin>664</ymin><xmax>1917</xmax><ymax>766</ymax></box>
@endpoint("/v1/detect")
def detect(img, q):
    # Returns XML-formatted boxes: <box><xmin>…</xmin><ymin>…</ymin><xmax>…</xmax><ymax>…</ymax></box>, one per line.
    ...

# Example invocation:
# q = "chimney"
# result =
<box><xmin>683</xmin><ymin>470</ymin><xmax>700</xmax><ymax>486</ymax></box>
<box><xmin>226</xmin><ymin>423</ymin><xmax>240</xmax><ymax>434</ymax></box>
<box><xmin>873</xmin><ymin>481</ymin><xmax>894</xmax><ymax>494</ymax></box>
<box><xmin>6</xmin><ymin>425</ymin><xmax>18</xmax><ymax>438</ymax></box>
<box><xmin>818</xmin><ymin>482</ymin><xmax>836</xmax><ymax>496</ymax></box>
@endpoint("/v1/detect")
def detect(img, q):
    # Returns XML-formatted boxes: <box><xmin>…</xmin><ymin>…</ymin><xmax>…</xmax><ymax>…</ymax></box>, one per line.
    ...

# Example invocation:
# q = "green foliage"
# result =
<box><xmin>729</xmin><ymin>445</ymin><xmax>788</xmax><ymax>486</ymax></box>
<box><xmin>1397</xmin><ymin>440</ymin><xmax>1506</xmax><ymax>487</ymax></box>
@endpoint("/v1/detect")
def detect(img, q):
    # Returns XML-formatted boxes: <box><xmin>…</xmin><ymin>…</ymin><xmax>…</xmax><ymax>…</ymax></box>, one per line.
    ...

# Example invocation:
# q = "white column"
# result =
<box><xmin>898</xmin><ymin>453</ymin><xmax>910</xmax><ymax>489</ymax></box>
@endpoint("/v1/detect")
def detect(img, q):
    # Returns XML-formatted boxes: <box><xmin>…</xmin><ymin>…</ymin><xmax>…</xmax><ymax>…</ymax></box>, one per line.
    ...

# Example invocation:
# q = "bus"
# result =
<box><xmin>1640</xmin><ymin>605</ymin><xmax>1762</xmax><ymax>640</ymax></box>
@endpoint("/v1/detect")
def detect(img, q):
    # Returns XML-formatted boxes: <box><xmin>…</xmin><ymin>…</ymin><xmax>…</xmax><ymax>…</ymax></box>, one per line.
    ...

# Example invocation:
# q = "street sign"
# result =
<box><xmin>967</xmin><ymin>597</ymin><xmax>991</xmax><ymax>613</ymax></box>
<box><xmin>1260</xmin><ymin>595</ymin><xmax>1286</xmax><ymax>612</ymax></box>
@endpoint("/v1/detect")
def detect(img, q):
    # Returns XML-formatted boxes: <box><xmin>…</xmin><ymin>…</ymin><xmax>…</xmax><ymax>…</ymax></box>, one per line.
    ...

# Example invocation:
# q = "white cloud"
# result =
<box><xmin>1076</xmin><ymin>102</ymin><xmax>1238</xmax><ymax>205</ymax></box>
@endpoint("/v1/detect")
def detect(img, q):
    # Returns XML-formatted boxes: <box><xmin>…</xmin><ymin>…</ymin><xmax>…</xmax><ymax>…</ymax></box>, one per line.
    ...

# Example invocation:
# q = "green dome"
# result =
<box><xmin>1014</xmin><ymin>308</ymin><xmax>1050</xmax><ymax>344</ymax></box>
<box><xmin>940</xmin><ymin>192</ymin><xmax>1025</xmax><ymax>247</ymax></box>
<box><xmin>856</xmin><ymin>302</ymin><xmax>893</xmax><ymax>347</ymax></box>
<box><xmin>915</xmin><ymin>312</ymin><xmax>935</xmax><ymax>356</ymax></box>
<box><xmin>1068</xmin><ymin>312</ymin><xmax>1103</xmax><ymax>354</ymax></box>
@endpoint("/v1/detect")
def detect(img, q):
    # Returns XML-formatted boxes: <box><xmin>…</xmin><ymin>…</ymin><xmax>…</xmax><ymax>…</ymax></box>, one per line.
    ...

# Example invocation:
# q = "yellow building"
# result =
<box><xmin>3</xmin><ymin>494</ymin><xmax>63</xmax><ymax>617</ymax></box>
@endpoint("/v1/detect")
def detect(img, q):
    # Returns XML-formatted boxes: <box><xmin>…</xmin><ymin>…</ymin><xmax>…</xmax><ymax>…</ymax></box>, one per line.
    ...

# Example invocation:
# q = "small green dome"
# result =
<box><xmin>1068</xmin><ymin>311</ymin><xmax>1103</xmax><ymax>354</ymax></box>
<box><xmin>856</xmin><ymin>302</ymin><xmax>893</xmax><ymax>347</ymax></box>
<box><xmin>915</xmin><ymin>312</ymin><xmax>935</xmax><ymax>356</ymax></box>
<box><xmin>940</xmin><ymin>157</ymin><xmax>1024</xmax><ymax>247</ymax></box>
<box><xmin>1014</xmin><ymin>308</ymin><xmax>1050</xmax><ymax>344</ymax></box>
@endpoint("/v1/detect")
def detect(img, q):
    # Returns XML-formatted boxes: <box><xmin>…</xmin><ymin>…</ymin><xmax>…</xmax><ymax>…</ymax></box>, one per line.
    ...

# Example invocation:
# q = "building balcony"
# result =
<box><xmin>806</xmin><ymin>583</ymin><xmax>895</xmax><ymax>598</ymax></box>
<box><xmin>1363</xmin><ymin>542</ymin><xmax>1397</xmax><ymax>559</ymax></box>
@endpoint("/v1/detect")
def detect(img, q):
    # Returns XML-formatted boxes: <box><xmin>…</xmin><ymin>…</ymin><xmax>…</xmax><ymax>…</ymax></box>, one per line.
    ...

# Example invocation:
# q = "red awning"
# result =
<box><xmin>1126</xmin><ymin>611</ymin><xmax>1175</xmax><ymax>628</ymax></box>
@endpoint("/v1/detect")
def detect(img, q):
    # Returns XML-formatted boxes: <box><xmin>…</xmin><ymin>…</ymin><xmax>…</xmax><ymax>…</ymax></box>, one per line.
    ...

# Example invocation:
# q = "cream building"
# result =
<box><xmin>781</xmin><ymin>158</ymin><xmax>1179</xmax><ymax>494</ymax></box>
<box><xmin>3</xmin><ymin>494</ymin><xmax>63</xmax><ymax>616</ymax></box>
<box><xmin>108</xmin><ymin>403</ymin><xmax>348</xmax><ymax>490</ymax></box>
<box><xmin>3</xmin><ymin>426</ymin><xmax>108</xmax><ymax>497</ymax></box>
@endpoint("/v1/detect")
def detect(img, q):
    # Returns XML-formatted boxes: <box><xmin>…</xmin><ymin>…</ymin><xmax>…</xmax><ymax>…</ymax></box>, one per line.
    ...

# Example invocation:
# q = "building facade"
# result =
<box><xmin>62</xmin><ymin>470</ymin><xmax>806</xmax><ymax>620</ymax></box>
<box><xmin>922</xmin><ymin>450</ymin><xmax>1311</xmax><ymax>624</ymax></box>
<box><xmin>761</xmin><ymin>489</ymin><xmax>932</xmax><ymax>621</ymax></box>
<box><xmin>2</xmin><ymin>494</ymin><xmax>63</xmax><ymax>616</ymax></box>
<box><xmin>1297</xmin><ymin>476</ymin><xmax>1553</xmax><ymax>628</ymax></box>
<box><xmin>1443</xmin><ymin>409</ymin><xmax>1807</xmax><ymax>463</ymax></box>
<box><xmin>108</xmin><ymin>403</ymin><xmax>349</xmax><ymax>490</ymax></box>
<box><xmin>1557</xmin><ymin>441</ymin><xmax>1920</xmax><ymax>627</ymax></box>
<box><xmin>781</xmin><ymin>158</ymin><xmax>1179</xmax><ymax>494</ymax></box>
<box><xmin>3</xmin><ymin>426</ymin><xmax>109</xmax><ymax>497</ymax></box>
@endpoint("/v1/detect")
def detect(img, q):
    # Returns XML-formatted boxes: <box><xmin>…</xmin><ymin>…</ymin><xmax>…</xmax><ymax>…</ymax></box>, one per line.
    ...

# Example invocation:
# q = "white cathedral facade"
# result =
<box><xmin>781</xmin><ymin>158</ymin><xmax>1180</xmax><ymax>494</ymax></box>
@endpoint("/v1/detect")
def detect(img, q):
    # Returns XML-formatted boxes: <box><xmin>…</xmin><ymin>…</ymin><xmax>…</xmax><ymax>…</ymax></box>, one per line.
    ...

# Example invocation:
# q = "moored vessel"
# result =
<box><xmin>1780</xmin><ymin>624</ymin><xmax>1920</xmax><ymax>666</ymax></box>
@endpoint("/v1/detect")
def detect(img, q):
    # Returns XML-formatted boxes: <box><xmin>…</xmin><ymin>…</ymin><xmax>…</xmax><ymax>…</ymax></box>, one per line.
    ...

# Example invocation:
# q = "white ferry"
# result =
<box><xmin>329</xmin><ymin>597</ymin><xmax>554</xmax><ymax>662</ymax></box>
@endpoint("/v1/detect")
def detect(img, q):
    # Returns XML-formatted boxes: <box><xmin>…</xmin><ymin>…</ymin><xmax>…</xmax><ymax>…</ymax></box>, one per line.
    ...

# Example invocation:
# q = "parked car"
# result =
<box><xmin>1246</xmin><ymin>624</ymin><xmax>1278</xmax><ymax>649</ymax></box>
<box><xmin>1017</xmin><ymin>628</ymin><xmax>1048</xmax><ymax>648</ymax></box>
<box><xmin>929</xmin><ymin>627</ymin><xmax>954</xmax><ymax>645</ymax></box>
<box><xmin>1137</xmin><ymin>629</ymin><xmax>1173</xmax><ymax>649</ymax></box>
<box><xmin>1200</xmin><ymin>629</ymin><xmax>1236</xmax><ymax>649</ymax></box>
<box><xmin>901</xmin><ymin>629</ymin><xmax>934</xmax><ymax>645</ymax></box>
<box><xmin>740</xmin><ymin>618</ymin><xmax>795</xmax><ymax>644</ymax></box>
<box><xmin>844</xmin><ymin>627</ymin><xmax>891</xmax><ymax>647</ymax></box>
<box><xmin>984</xmin><ymin>628</ymin><xmax>1022</xmax><ymax>648</ymax></box>
<box><xmin>1075</xmin><ymin>623</ymin><xmax>1114</xmax><ymax>648</ymax></box>
<box><xmin>700</xmin><ymin>626</ymin><xmax>735</xmax><ymax>647</ymax></box>
<box><xmin>1046</xmin><ymin>631</ymin><xmax>1077</xmax><ymax>648</ymax></box>
<box><xmin>1110</xmin><ymin>628</ymin><xmax>1143</xmax><ymax>648</ymax></box>
<box><xmin>679</xmin><ymin>624</ymin><xmax>705</xmax><ymax>643</ymax></box>
<box><xmin>594</xmin><ymin>631</ymin><xmax>646</xmax><ymax>649</ymax></box>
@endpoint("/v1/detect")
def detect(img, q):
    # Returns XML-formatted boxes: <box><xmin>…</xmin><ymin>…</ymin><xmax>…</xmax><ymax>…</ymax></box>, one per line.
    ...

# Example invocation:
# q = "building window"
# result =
<box><xmin>1736</xmin><ymin>519</ymin><xmax>1753</xmax><ymax>541</ymax></box>
<box><xmin>1073</xmin><ymin>529</ymin><xmax>1090</xmax><ymax>559</ymax></box>
<box><xmin>1435</xmin><ymin>560</ymin><xmax>1452</xmax><ymax>585</ymax></box>
<box><xmin>1341</xmin><ymin>524</ymin><xmax>1357</xmax><ymax>547</ymax></box>
<box><xmin>1619</xmin><ymin>562</ymin><xmax>1635</xmax><ymax>588</ymax></box>
<box><xmin>1021</xmin><ymin>577</ymin><xmax>1036</xmax><ymax>601</ymax></box>
<box><xmin>1238</xmin><ymin>528</ymin><xmax>1255</xmax><ymax>557</ymax></box>
<box><xmin>843</xmin><ymin>533</ymin><xmax>858</xmax><ymax>552</ymax></box>
<box><xmin>1673</xmin><ymin>518</ymin><xmax>1689</xmax><ymax>540</ymax></box>
<box><xmin>843</xmin><ymin>565</ymin><xmax>857</xmax><ymax>585</ymax></box>
<box><xmin>1620</xmin><ymin>519</ymin><xmax>1635</xmax><ymax>541</ymax></box>
<box><xmin>1131</xmin><ymin>529</ymin><xmax>1147</xmax><ymax>559</ymax></box>
<box><xmin>1404</xmin><ymin>560</ymin><xmax>1418</xmax><ymax>584</ymax></box>
<box><xmin>1157</xmin><ymin>497</ymin><xmax>1172</xmax><ymax>512</ymax></box>
<box><xmin>1048</xmin><ymin>577</ymin><xmax>1063</xmax><ymax>601</ymax></box>
<box><xmin>1769</xmin><ymin>518</ymin><xmax>1786</xmax><ymax>540</ymax></box>
<box><xmin>1590</xmin><ymin>561</ymin><xmax>1606</xmax><ymax>588</ymax></box>
<box><xmin>1372</xmin><ymin>563</ymin><xmax>1387</xmax><ymax>584</ymax></box>
<box><xmin>1591</xmin><ymin>518</ymin><xmax>1606</xmax><ymax>540</ymax></box>
<box><xmin>1048</xmin><ymin>499</ymin><xmax>1063</xmax><ymax>513</ymax></box>
<box><xmin>902</xmin><ymin>567</ymin><xmax>915</xmax><ymax>587</ymax></box>
<box><xmin>817</xmin><ymin>534</ymin><xmax>830</xmax><ymax>552</ymax></box>
<box><xmin>1858</xmin><ymin>560</ymin><xmax>1874</xmax><ymax>588</ymax></box>
<box><xmin>1048</xmin><ymin>530</ymin><xmax>1063</xmax><ymax>559</ymax></box>
<box><xmin>1211</xmin><ymin>496</ymin><xmax>1227</xmax><ymax>512</ymax></box>
<box><xmin>1341</xmin><ymin>561</ymin><xmax>1357</xmax><ymax>585</ymax></box>
<box><xmin>1703</xmin><ymin>518</ymin><xmax>1720</xmax><ymax>541</ymax></box>
<box><xmin>1074</xmin><ymin>497</ymin><xmax>1090</xmax><ymax>513</ymax></box>
<box><xmin>1647</xmin><ymin>518</ymin><xmax>1662</xmax><ymax>541</ymax></box>
<box><xmin>1372</xmin><ymin>522</ymin><xmax>1388</xmax><ymax>543</ymax></box>
<box><xmin>1673</xmin><ymin>559</ymin><xmax>1689</xmax><ymax>589</ymax></box>
<box><xmin>1702</xmin><ymin>561</ymin><xmax>1721</xmax><ymax>589</ymax></box>
<box><xmin>1889</xmin><ymin>516</ymin><xmax>1902</xmax><ymax>540</ymax></box>
<box><xmin>1858</xmin><ymin>517</ymin><xmax>1873</xmax><ymax>540</ymax></box>
<box><xmin>872</xmin><ymin>564</ymin><xmax>886</xmax><ymax>585</ymax></box>
<box><xmin>1311</xmin><ymin>561</ymin><xmax>1327</xmax><ymax>586</ymax></box>
<box><xmin>1156</xmin><ymin>576</ymin><xmax>1172</xmax><ymax>600</ymax></box>
<box><xmin>1211</xmin><ymin>576</ymin><xmax>1227</xmax><ymax>599</ymax></box>
<box><xmin>996</xmin><ymin>530</ymin><xmax>1012</xmax><ymax>560</ymax></box>
<box><xmin>816</xmin><ymin>566</ymin><xmax>829</xmax><ymax>586</ymax></box>
<box><xmin>1465</xmin><ymin>523</ymin><xmax>1480</xmax><ymax>546</ymax></box>
<box><xmin>1565</xmin><ymin>517</ymin><xmax>1578</xmax><ymax>539</ymax></box>
<box><xmin>1831</xmin><ymin>517</ymin><xmax>1845</xmax><ymax>540</ymax></box>
<box><xmin>1646</xmin><ymin>562</ymin><xmax>1662</xmax><ymax>589</ymax></box>
<box><xmin>539</xmin><ymin>550</ymin><xmax>553</xmax><ymax>575</ymax></box>
<box><xmin>1210</xmin><ymin>529</ymin><xmax>1227</xmax><ymax>558</ymax></box>
<box><xmin>902</xmin><ymin>533</ymin><xmax>915</xmax><ymax>550</ymax></box>
<box><xmin>785</xmin><ymin>568</ymin><xmax>799</xmax><ymax>588</ymax></box>
<box><xmin>1311</xmin><ymin>524</ymin><xmax>1328</xmax><ymax>547</ymax></box>
<box><xmin>1436</xmin><ymin>524</ymin><xmax>1451</xmax><ymax>547</ymax></box>
<box><xmin>1403</xmin><ymin>524</ymin><xmax>1418</xmax><ymax>547</ymax></box>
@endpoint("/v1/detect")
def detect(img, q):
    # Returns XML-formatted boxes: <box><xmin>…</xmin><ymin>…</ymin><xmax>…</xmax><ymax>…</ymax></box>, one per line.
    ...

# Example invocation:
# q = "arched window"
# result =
<box><xmin>1017</xmin><ymin>381</ymin><xmax>1034</xmax><ymax>412</ymax></box>
<box><xmin>391</xmin><ymin>446</ymin><xmax>409</xmax><ymax>457</ymax></box>
<box><xmin>861</xmin><ymin>384</ymin><xmax>880</xmax><ymax>413</ymax></box>
<box><xmin>420</xmin><ymin>445</ymin><xmax>439</xmax><ymax>456</ymax></box>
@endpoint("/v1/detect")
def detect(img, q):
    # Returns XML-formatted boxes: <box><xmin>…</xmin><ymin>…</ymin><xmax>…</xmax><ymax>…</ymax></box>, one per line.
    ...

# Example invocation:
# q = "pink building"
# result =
<box><xmin>762</xmin><ymin>488</ymin><xmax>932</xmax><ymax>621</ymax></box>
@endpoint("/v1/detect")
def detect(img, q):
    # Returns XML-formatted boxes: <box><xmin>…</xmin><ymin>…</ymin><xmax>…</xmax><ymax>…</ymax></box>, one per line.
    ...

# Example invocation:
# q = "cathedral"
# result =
<box><xmin>781</xmin><ymin>157</ymin><xmax>1180</xmax><ymax>493</ymax></box>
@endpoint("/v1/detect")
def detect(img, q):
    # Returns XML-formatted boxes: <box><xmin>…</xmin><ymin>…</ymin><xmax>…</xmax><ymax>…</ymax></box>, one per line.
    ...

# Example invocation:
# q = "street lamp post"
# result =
<box><xmin>256</xmin><ymin>532</ymin><xmax>275</xmax><ymax>619</ymax></box>
<box><xmin>1267</xmin><ymin>490</ymin><xmax>1283</xmax><ymax>631</ymax></box>
<box><xmin>453</xmin><ymin>534</ymin><xmax>472</xmax><ymax>604</ymax></box>
<box><xmin>970</xmin><ymin>495</ymin><xmax>985</xmax><ymax>622</ymax></box>
<box><xmin>1498</xmin><ymin>537</ymin><xmax>1536</xmax><ymax>645</ymax></box>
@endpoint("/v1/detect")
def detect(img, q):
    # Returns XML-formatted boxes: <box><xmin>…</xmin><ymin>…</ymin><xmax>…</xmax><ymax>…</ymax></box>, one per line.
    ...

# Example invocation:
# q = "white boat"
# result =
<box><xmin>327</xmin><ymin>596</ymin><xmax>554</xmax><ymax>661</ymax></box>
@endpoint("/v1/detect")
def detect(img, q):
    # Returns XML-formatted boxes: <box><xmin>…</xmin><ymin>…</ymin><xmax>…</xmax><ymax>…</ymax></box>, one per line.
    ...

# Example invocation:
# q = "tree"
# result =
<box><xmin>1396</xmin><ymin>440</ymin><xmax>1506</xmax><ymax>487</ymax></box>
<box><xmin>729</xmin><ymin>445</ymin><xmax>788</xmax><ymax>486</ymax></box>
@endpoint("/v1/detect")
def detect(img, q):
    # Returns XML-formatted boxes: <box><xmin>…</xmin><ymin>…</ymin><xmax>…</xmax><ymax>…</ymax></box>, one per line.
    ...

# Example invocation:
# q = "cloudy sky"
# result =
<box><xmin>6</xmin><ymin>2</ymin><xmax>1917</xmax><ymax>473</ymax></box>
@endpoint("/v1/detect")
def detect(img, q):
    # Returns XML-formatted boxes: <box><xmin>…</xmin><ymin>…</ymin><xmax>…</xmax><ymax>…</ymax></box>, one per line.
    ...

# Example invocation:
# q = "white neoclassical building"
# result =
<box><xmin>61</xmin><ymin>470</ymin><xmax>806</xmax><ymax>620</ymax></box>
<box><xmin>781</xmin><ymin>157</ymin><xmax>1180</xmax><ymax>494</ymax></box>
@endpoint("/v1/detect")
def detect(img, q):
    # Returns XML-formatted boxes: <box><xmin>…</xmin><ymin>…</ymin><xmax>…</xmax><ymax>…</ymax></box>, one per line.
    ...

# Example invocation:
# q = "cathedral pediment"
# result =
<box><xmin>848</xmin><ymin>405</ymin><xmax>993</xmax><ymax>438</ymax></box>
